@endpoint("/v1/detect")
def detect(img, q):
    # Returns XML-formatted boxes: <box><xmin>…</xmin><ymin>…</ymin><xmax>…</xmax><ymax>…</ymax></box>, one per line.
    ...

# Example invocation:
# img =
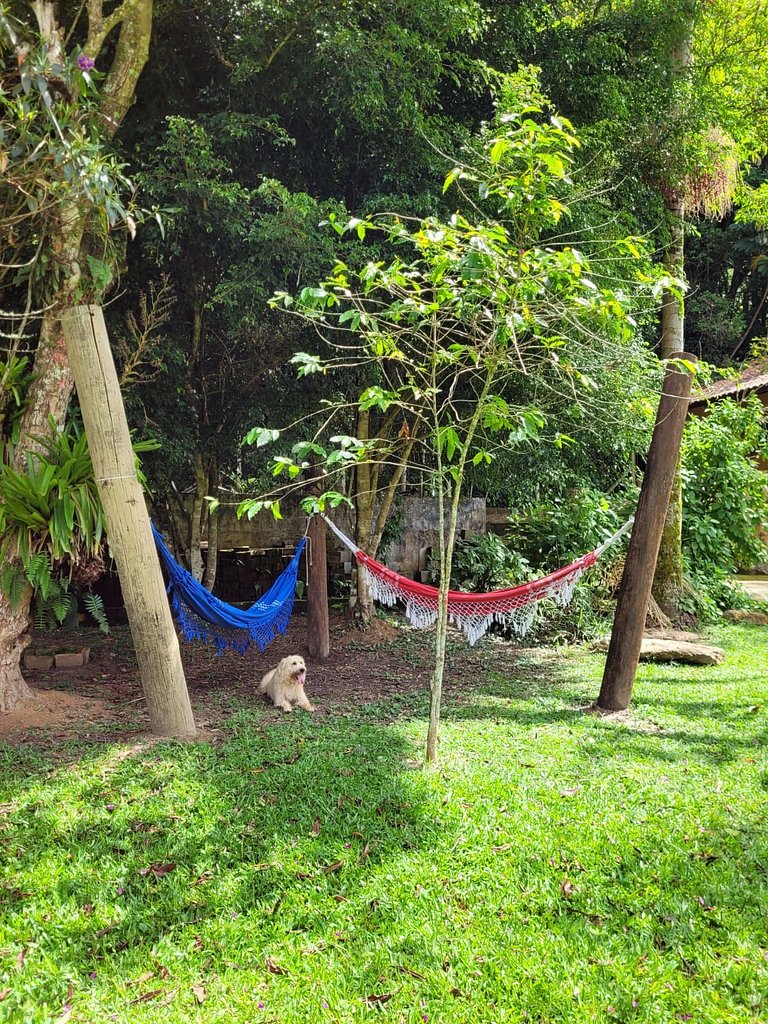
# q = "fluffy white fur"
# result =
<box><xmin>258</xmin><ymin>654</ymin><xmax>315</xmax><ymax>713</ymax></box>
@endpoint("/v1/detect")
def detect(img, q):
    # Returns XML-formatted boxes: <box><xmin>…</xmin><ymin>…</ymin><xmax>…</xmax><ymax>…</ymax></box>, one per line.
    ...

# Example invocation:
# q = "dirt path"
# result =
<box><xmin>736</xmin><ymin>576</ymin><xmax>768</xmax><ymax>601</ymax></box>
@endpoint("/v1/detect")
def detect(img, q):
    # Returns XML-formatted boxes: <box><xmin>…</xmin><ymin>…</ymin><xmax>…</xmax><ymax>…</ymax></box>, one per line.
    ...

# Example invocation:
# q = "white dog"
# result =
<box><xmin>258</xmin><ymin>654</ymin><xmax>315</xmax><ymax>713</ymax></box>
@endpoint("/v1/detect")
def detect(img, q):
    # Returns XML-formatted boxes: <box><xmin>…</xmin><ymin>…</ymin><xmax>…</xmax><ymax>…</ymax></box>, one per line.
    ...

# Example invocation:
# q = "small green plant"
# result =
<box><xmin>0</xmin><ymin>419</ymin><xmax>153</xmax><ymax>634</ymax></box>
<box><xmin>679</xmin><ymin>564</ymin><xmax>760</xmax><ymax>622</ymax></box>
<box><xmin>450</xmin><ymin>532</ymin><xmax>533</xmax><ymax>592</ymax></box>
<box><xmin>506</xmin><ymin>486</ymin><xmax>632</xmax><ymax>569</ymax></box>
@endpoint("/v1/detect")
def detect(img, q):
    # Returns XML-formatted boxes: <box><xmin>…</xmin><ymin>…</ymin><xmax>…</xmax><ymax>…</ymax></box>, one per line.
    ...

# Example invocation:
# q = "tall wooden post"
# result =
<box><xmin>61</xmin><ymin>305</ymin><xmax>197</xmax><ymax>738</ymax></box>
<box><xmin>306</xmin><ymin>461</ymin><xmax>330</xmax><ymax>660</ymax></box>
<box><xmin>597</xmin><ymin>353</ymin><xmax>696</xmax><ymax>712</ymax></box>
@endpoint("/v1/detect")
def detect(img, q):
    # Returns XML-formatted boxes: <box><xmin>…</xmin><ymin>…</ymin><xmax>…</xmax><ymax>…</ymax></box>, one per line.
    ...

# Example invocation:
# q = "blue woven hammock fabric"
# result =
<box><xmin>151</xmin><ymin>523</ymin><xmax>307</xmax><ymax>654</ymax></box>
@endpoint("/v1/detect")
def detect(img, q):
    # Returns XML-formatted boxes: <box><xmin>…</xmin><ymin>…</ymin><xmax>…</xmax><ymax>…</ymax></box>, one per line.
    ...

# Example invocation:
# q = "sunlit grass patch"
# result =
<box><xmin>0</xmin><ymin>625</ymin><xmax>766</xmax><ymax>1023</ymax></box>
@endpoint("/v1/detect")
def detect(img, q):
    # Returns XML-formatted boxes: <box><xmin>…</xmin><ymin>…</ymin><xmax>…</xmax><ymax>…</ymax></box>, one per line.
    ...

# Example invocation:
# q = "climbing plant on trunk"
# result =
<box><xmin>0</xmin><ymin>1</ymin><xmax>155</xmax><ymax>710</ymax></box>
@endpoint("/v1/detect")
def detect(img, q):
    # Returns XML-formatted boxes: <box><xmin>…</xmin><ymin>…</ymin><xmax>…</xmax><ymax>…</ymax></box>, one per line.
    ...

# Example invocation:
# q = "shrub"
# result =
<box><xmin>450</xmin><ymin>533</ymin><xmax>533</xmax><ymax>593</ymax></box>
<box><xmin>681</xmin><ymin>395</ymin><xmax>768</xmax><ymax>573</ymax></box>
<box><xmin>505</xmin><ymin>486</ymin><xmax>633</xmax><ymax>570</ymax></box>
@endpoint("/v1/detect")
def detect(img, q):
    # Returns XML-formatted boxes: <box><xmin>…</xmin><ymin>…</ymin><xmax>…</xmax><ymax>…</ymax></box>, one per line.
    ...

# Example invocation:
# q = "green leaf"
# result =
<box><xmin>244</xmin><ymin>427</ymin><xmax>280</xmax><ymax>448</ymax></box>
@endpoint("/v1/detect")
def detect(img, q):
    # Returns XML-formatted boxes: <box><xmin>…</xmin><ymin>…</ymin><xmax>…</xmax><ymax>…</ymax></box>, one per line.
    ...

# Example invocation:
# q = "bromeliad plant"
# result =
<box><xmin>243</xmin><ymin>68</ymin><xmax>678</xmax><ymax>762</ymax></box>
<box><xmin>0</xmin><ymin>420</ymin><xmax>109</xmax><ymax>631</ymax></box>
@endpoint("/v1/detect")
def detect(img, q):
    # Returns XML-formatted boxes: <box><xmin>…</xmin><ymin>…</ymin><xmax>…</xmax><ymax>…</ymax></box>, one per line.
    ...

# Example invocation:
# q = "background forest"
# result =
<box><xmin>2</xmin><ymin>0</ymin><xmax>768</xmax><ymax>656</ymax></box>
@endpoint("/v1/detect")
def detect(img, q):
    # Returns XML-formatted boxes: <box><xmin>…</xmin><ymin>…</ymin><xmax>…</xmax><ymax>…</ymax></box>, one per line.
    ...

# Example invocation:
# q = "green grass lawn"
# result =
<box><xmin>1</xmin><ymin>624</ymin><xmax>767</xmax><ymax>1023</ymax></box>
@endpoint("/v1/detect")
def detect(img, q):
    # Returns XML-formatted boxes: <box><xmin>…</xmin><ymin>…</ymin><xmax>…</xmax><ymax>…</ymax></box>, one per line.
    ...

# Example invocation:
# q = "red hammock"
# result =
<box><xmin>324</xmin><ymin>517</ymin><xmax>633</xmax><ymax>645</ymax></box>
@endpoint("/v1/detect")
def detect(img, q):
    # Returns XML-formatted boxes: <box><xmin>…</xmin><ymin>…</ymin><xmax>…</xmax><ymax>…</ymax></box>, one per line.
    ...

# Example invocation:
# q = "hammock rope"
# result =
<box><xmin>151</xmin><ymin>523</ymin><xmax>306</xmax><ymax>654</ymax></box>
<box><xmin>323</xmin><ymin>515</ymin><xmax>633</xmax><ymax>646</ymax></box>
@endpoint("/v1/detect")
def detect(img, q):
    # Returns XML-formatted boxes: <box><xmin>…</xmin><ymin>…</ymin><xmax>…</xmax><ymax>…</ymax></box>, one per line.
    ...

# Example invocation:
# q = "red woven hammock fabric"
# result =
<box><xmin>355</xmin><ymin>548</ymin><xmax>599</xmax><ymax>645</ymax></box>
<box><xmin>355</xmin><ymin>550</ymin><xmax>597</xmax><ymax>605</ymax></box>
<box><xmin>322</xmin><ymin>512</ymin><xmax>631</xmax><ymax>646</ymax></box>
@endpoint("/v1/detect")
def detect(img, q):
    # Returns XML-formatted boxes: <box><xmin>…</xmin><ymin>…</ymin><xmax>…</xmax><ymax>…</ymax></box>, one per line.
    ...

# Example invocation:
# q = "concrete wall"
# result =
<box><xmin>209</xmin><ymin>494</ymin><xmax>485</xmax><ymax>598</ymax></box>
<box><xmin>381</xmin><ymin>496</ymin><xmax>486</xmax><ymax>582</ymax></box>
<box><xmin>96</xmin><ymin>494</ymin><xmax>490</xmax><ymax>612</ymax></box>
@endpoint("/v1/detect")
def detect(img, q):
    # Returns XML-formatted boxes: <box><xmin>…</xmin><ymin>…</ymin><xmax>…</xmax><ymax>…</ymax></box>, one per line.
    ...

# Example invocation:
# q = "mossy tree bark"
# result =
<box><xmin>652</xmin><ymin>19</ymin><xmax>692</xmax><ymax>620</ymax></box>
<box><xmin>0</xmin><ymin>0</ymin><xmax>155</xmax><ymax>712</ymax></box>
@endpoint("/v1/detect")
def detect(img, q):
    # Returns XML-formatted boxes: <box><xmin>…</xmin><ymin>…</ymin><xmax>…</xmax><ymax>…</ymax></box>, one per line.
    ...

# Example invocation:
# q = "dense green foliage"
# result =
<box><xmin>2</xmin><ymin>0</ymin><xmax>768</xmax><ymax>617</ymax></box>
<box><xmin>682</xmin><ymin>396</ymin><xmax>768</xmax><ymax>572</ymax></box>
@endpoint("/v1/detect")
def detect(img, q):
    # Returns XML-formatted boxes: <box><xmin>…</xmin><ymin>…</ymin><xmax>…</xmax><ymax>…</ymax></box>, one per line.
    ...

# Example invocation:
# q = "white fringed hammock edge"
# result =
<box><xmin>323</xmin><ymin>516</ymin><xmax>634</xmax><ymax>646</ymax></box>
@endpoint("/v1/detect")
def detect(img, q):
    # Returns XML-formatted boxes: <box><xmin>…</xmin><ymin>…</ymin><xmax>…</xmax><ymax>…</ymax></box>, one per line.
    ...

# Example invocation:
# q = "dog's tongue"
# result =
<box><xmin>298</xmin><ymin>670</ymin><xmax>306</xmax><ymax>685</ymax></box>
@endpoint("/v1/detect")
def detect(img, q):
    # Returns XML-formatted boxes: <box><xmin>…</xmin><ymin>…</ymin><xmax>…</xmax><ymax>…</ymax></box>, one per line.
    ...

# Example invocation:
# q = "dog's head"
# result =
<box><xmin>282</xmin><ymin>654</ymin><xmax>306</xmax><ymax>687</ymax></box>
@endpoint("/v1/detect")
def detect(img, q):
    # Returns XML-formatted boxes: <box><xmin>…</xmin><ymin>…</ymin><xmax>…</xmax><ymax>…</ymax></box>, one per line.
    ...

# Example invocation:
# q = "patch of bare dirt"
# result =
<box><xmin>339</xmin><ymin>616</ymin><xmax>402</xmax><ymax>647</ymax></box>
<box><xmin>0</xmin><ymin>614</ymin><xmax>439</xmax><ymax>745</ymax></box>
<box><xmin>0</xmin><ymin>688</ymin><xmax>111</xmax><ymax>739</ymax></box>
<box><xmin>585</xmin><ymin>704</ymin><xmax>662</xmax><ymax>733</ymax></box>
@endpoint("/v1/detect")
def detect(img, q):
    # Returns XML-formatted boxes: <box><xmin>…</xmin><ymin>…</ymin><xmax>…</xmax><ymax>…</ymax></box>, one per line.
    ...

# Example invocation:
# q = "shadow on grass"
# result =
<box><xmin>0</xmin><ymin>713</ymin><xmax>446</xmax><ymax>985</ymax></box>
<box><xmin>422</xmin><ymin>652</ymin><xmax>768</xmax><ymax>768</ymax></box>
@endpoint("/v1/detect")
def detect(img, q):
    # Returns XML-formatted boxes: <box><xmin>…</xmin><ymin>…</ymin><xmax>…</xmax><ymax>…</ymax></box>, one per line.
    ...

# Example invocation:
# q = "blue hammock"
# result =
<box><xmin>151</xmin><ymin>523</ymin><xmax>307</xmax><ymax>654</ymax></box>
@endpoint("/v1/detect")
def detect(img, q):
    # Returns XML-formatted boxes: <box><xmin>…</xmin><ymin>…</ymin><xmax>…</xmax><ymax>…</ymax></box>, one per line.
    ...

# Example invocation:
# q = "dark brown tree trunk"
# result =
<box><xmin>598</xmin><ymin>355</ymin><xmax>696</xmax><ymax>712</ymax></box>
<box><xmin>189</xmin><ymin>450</ymin><xmax>207</xmax><ymax>582</ymax></box>
<box><xmin>307</xmin><ymin>460</ymin><xmax>330</xmax><ymax>659</ymax></box>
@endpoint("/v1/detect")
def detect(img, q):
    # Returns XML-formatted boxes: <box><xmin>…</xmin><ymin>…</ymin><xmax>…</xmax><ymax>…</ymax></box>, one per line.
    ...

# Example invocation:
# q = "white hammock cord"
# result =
<box><xmin>321</xmin><ymin>513</ymin><xmax>634</xmax><ymax>565</ymax></box>
<box><xmin>321</xmin><ymin>514</ymin><xmax>361</xmax><ymax>554</ymax></box>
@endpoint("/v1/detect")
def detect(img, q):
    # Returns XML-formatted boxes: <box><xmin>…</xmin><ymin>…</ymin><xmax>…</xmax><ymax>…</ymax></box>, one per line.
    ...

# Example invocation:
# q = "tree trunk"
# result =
<box><xmin>426</xmin><ymin>484</ymin><xmax>462</xmax><ymax>763</ymax></box>
<box><xmin>0</xmin><ymin>1</ymin><xmax>156</xmax><ymax>713</ymax></box>
<box><xmin>653</xmin><ymin>12</ymin><xmax>692</xmax><ymax>619</ymax></box>
<box><xmin>425</xmin><ymin>370</ymin><xmax>490</xmax><ymax>763</ymax></box>
<box><xmin>189</xmin><ymin>451</ymin><xmax>207</xmax><ymax>581</ymax></box>
<box><xmin>653</xmin><ymin>195</ymin><xmax>686</xmax><ymax>619</ymax></box>
<box><xmin>0</xmin><ymin>206</ymin><xmax>85</xmax><ymax>712</ymax></box>
<box><xmin>307</xmin><ymin>459</ymin><xmax>330</xmax><ymax>659</ymax></box>
<box><xmin>307</xmin><ymin>516</ymin><xmax>330</xmax><ymax>660</ymax></box>
<box><xmin>349</xmin><ymin>406</ymin><xmax>417</xmax><ymax>624</ymax></box>
<box><xmin>0</xmin><ymin>595</ymin><xmax>34</xmax><ymax>712</ymax></box>
<box><xmin>201</xmin><ymin>459</ymin><xmax>219</xmax><ymax>592</ymax></box>
<box><xmin>62</xmin><ymin>305</ymin><xmax>196</xmax><ymax>738</ymax></box>
<box><xmin>598</xmin><ymin>355</ymin><xmax>696</xmax><ymax>712</ymax></box>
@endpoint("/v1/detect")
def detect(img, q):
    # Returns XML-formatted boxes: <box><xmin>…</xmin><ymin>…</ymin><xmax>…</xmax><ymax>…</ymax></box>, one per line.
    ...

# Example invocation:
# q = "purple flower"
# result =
<box><xmin>322</xmin><ymin>1000</ymin><xmax>329</xmax><ymax>1009</ymax></box>
<box><xmin>117</xmin><ymin>886</ymin><xmax>124</xmax><ymax>895</ymax></box>
<box><xmin>257</xmin><ymin>1002</ymin><xmax>264</xmax><ymax>1009</ymax></box>
<box><xmin>77</xmin><ymin>55</ymin><xmax>95</xmax><ymax>71</ymax></box>
<box><xmin>105</xmin><ymin>804</ymin><xmax>115</xmax><ymax>812</ymax></box>
<box><xmin>632</xmin><ymin>1000</ymin><xmax>638</xmax><ymax>1008</ymax></box>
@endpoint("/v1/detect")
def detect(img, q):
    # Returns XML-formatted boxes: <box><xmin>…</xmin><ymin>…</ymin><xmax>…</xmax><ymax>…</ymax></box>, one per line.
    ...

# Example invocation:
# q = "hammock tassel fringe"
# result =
<box><xmin>325</xmin><ymin>515</ymin><xmax>634</xmax><ymax>648</ymax></box>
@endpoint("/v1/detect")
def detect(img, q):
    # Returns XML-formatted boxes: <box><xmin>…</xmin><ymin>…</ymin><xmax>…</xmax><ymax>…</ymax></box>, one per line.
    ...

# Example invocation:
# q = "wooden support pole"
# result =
<box><xmin>306</xmin><ymin>461</ymin><xmax>330</xmax><ymax>660</ymax></box>
<box><xmin>597</xmin><ymin>353</ymin><xmax>696</xmax><ymax>712</ymax></box>
<box><xmin>61</xmin><ymin>305</ymin><xmax>197</xmax><ymax>738</ymax></box>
